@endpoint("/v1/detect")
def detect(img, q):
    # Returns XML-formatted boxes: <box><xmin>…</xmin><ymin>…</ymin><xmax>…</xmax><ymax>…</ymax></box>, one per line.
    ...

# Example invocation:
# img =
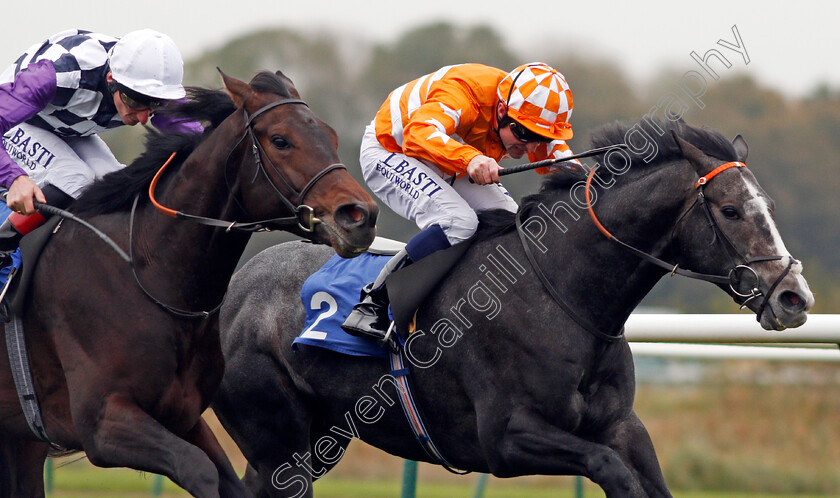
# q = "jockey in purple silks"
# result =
<box><xmin>0</xmin><ymin>29</ymin><xmax>202</xmax><ymax>266</ymax></box>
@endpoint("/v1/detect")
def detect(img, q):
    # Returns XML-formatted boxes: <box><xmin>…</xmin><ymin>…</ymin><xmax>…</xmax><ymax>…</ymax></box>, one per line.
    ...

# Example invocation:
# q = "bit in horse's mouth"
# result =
<box><xmin>318</xmin><ymin>218</ymin><xmax>370</xmax><ymax>256</ymax></box>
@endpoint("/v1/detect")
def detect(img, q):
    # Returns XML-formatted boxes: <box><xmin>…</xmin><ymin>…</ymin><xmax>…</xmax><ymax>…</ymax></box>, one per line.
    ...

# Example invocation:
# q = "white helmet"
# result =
<box><xmin>108</xmin><ymin>29</ymin><xmax>185</xmax><ymax>100</ymax></box>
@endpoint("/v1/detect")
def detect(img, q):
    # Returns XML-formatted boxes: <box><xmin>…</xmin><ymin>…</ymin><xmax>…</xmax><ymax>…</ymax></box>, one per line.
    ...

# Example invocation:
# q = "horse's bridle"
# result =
<box><xmin>135</xmin><ymin>97</ymin><xmax>346</xmax><ymax>319</ymax></box>
<box><xmin>516</xmin><ymin>159</ymin><xmax>797</xmax><ymax>342</ymax></box>
<box><xmin>584</xmin><ymin>161</ymin><xmax>796</xmax><ymax>324</ymax></box>
<box><xmin>237</xmin><ymin>98</ymin><xmax>347</xmax><ymax>231</ymax></box>
<box><xmin>149</xmin><ymin>97</ymin><xmax>346</xmax><ymax>233</ymax></box>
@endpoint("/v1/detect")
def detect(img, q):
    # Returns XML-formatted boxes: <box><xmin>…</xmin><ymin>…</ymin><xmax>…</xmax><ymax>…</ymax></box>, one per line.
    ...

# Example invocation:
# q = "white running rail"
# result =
<box><xmin>625</xmin><ymin>314</ymin><xmax>840</xmax><ymax>362</ymax></box>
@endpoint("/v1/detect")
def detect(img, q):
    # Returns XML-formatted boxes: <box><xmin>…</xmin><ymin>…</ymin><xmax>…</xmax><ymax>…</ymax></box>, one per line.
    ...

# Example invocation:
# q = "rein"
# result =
<box><xmin>119</xmin><ymin>96</ymin><xmax>346</xmax><ymax>319</ymax></box>
<box><xmin>516</xmin><ymin>211</ymin><xmax>624</xmax><ymax>342</ymax></box>
<box><xmin>515</xmin><ymin>158</ymin><xmax>795</xmax><ymax>340</ymax></box>
<box><xmin>583</xmin><ymin>161</ymin><xmax>793</xmax><ymax>323</ymax></box>
<box><xmin>584</xmin><ymin>167</ymin><xmax>732</xmax><ymax>286</ymax></box>
<box><xmin>148</xmin><ymin>98</ymin><xmax>347</xmax><ymax>233</ymax></box>
<box><xmin>135</xmin><ymin>97</ymin><xmax>347</xmax><ymax>318</ymax></box>
<box><xmin>129</xmin><ymin>193</ymin><xmax>222</xmax><ymax>319</ymax></box>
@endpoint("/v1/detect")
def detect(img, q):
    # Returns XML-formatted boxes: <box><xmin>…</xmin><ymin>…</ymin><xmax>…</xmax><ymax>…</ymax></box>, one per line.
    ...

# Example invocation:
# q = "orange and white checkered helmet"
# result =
<box><xmin>497</xmin><ymin>62</ymin><xmax>573</xmax><ymax>141</ymax></box>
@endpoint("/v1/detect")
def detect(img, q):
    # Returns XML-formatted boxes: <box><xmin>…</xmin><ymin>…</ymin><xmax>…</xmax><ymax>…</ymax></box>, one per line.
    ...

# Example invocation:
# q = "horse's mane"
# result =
<box><xmin>71</xmin><ymin>71</ymin><xmax>293</xmax><ymax>217</ymax></box>
<box><xmin>589</xmin><ymin>117</ymin><xmax>738</xmax><ymax>168</ymax></box>
<box><xmin>474</xmin><ymin>118</ymin><xmax>739</xmax><ymax>240</ymax></box>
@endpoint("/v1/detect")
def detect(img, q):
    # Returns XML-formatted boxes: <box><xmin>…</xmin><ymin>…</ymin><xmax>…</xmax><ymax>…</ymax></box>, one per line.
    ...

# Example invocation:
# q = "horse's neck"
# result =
<box><xmin>536</xmin><ymin>164</ymin><xmax>695</xmax><ymax>331</ymax></box>
<box><xmin>139</xmin><ymin>122</ymin><xmax>252</xmax><ymax>304</ymax></box>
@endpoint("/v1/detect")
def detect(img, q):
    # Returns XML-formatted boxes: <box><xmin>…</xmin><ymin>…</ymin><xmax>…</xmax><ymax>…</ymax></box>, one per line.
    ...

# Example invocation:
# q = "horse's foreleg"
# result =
<box><xmin>184</xmin><ymin>415</ymin><xmax>251</xmax><ymax>498</ymax></box>
<box><xmin>0</xmin><ymin>434</ymin><xmax>48</xmax><ymax>498</ymax></box>
<box><xmin>77</xmin><ymin>393</ymin><xmax>222</xmax><ymax>498</ymax></box>
<box><xmin>600</xmin><ymin>410</ymin><xmax>672</xmax><ymax>498</ymax></box>
<box><xmin>212</xmin><ymin>350</ymin><xmax>315</xmax><ymax>498</ymax></box>
<box><xmin>485</xmin><ymin>406</ymin><xmax>648</xmax><ymax>498</ymax></box>
<box><xmin>211</xmin><ymin>399</ymin><xmax>315</xmax><ymax>498</ymax></box>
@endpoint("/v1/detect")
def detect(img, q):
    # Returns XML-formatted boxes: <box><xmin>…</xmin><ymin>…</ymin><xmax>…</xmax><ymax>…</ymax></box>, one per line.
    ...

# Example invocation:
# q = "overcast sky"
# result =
<box><xmin>3</xmin><ymin>0</ymin><xmax>837</xmax><ymax>98</ymax></box>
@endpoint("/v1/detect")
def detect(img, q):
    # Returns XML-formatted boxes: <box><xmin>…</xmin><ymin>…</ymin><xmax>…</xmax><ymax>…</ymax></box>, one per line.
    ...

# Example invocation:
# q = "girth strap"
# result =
<box><xmin>5</xmin><ymin>313</ymin><xmax>65</xmax><ymax>450</ymax></box>
<box><xmin>388</xmin><ymin>348</ymin><xmax>470</xmax><ymax>474</ymax></box>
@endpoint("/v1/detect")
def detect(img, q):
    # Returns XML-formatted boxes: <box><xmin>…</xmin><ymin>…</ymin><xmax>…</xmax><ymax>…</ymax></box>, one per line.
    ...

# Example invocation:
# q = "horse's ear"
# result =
<box><xmin>732</xmin><ymin>134</ymin><xmax>749</xmax><ymax>162</ymax></box>
<box><xmin>672</xmin><ymin>131</ymin><xmax>717</xmax><ymax>176</ymax></box>
<box><xmin>274</xmin><ymin>70</ymin><xmax>302</xmax><ymax>99</ymax></box>
<box><xmin>217</xmin><ymin>67</ymin><xmax>253</xmax><ymax>108</ymax></box>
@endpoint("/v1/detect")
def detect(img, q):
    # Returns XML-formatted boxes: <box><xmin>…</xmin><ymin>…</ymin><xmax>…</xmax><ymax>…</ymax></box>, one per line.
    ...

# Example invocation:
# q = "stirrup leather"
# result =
<box><xmin>380</xmin><ymin>321</ymin><xmax>399</xmax><ymax>352</ymax></box>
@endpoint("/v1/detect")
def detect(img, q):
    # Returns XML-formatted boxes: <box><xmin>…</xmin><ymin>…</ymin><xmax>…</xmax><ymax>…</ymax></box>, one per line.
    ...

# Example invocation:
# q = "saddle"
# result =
<box><xmin>294</xmin><ymin>236</ymin><xmax>474</xmax><ymax>356</ymax></box>
<box><xmin>0</xmin><ymin>216</ymin><xmax>61</xmax><ymax>321</ymax></box>
<box><xmin>1</xmin><ymin>215</ymin><xmax>63</xmax><ymax>446</ymax></box>
<box><xmin>386</xmin><ymin>236</ymin><xmax>475</xmax><ymax>336</ymax></box>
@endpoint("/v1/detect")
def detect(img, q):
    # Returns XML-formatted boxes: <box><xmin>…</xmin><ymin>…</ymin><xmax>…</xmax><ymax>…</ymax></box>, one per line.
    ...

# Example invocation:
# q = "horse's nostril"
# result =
<box><xmin>779</xmin><ymin>290</ymin><xmax>807</xmax><ymax>312</ymax></box>
<box><xmin>335</xmin><ymin>203</ymin><xmax>369</xmax><ymax>228</ymax></box>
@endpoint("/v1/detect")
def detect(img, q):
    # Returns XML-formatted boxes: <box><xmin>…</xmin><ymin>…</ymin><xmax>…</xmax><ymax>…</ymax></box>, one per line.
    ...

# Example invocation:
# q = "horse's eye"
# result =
<box><xmin>271</xmin><ymin>136</ymin><xmax>290</xmax><ymax>149</ymax></box>
<box><xmin>721</xmin><ymin>206</ymin><xmax>740</xmax><ymax>220</ymax></box>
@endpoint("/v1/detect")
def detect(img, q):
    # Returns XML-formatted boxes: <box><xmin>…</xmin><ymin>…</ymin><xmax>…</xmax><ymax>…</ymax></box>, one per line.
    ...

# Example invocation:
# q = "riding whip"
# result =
<box><xmin>468</xmin><ymin>143</ymin><xmax>629</xmax><ymax>183</ymax></box>
<box><xmin>0</xmin><ymin>192</ymin><xmax>131</xmax><ymax>264</ymax></box>
<box><xmin>34</xmin><ymin>200</ymin><xmax>131</xmax><ymax>264</ymax></box>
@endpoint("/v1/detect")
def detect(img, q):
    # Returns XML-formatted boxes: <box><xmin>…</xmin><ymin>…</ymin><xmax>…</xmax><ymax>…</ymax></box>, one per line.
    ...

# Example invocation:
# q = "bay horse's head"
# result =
<box><xmin>669</xmin><ymin>130</ymin><xmax>814</xmax><ymax>330</ymax></box>
<box><xmin>220</xmin><ymin>69</ymin><xmax>378</xmax><ymax>257</ymax></box>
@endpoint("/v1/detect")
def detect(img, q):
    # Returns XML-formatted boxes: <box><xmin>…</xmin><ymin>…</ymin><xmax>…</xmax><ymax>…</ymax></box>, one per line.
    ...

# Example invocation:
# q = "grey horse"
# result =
<box><xmin>214</xmin><ymin>119</ymin><xmax>813</xmax><ymax>497</ymax></box>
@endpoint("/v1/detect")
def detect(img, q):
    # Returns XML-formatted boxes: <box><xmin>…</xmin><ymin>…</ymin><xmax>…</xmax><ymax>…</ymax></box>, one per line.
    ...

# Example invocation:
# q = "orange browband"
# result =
<box><xmin>694</xmin><ymin>161</ymin><xmax>746</xmax><ymax>188</ymax></box>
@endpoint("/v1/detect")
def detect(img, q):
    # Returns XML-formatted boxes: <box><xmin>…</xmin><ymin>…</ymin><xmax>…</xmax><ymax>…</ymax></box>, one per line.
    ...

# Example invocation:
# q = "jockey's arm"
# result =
<box><xmin>150</xmin><ymin>98</ymin><xmax>204</xmax><ymax>134</ymax></box>
<box><xmin>0</xmin><ymin>59</ymin><xmax>57</xmax><ymax>213</ymax></box>
<box><xmin>401</xmin><ymin>100</ymin><xmax>484</xmax><ymax>178</ymax></box>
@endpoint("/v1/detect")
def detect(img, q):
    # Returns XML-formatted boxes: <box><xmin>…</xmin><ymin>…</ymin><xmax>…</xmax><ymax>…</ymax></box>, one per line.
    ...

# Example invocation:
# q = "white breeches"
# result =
<box><xmin>359</xmin><ymin>122</ymin><xmax>518</xmax><ymax>245</ymax></box>
<box><xmin>2</xmin><ymin>122</ymin><xmax>124</xmax><ymax>198</ymax></box>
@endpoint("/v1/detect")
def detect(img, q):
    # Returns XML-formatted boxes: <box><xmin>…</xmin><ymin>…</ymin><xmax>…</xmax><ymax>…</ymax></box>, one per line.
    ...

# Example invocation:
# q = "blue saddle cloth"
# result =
<box><xmin>0</xmin><ymin>201</ymin><xmax>23</xmax><ymax>289</ymax></box>
<box><xmin>294</xmin><ymin>252</ymin><xmax>391</xmax><ymax>359</ymax></box>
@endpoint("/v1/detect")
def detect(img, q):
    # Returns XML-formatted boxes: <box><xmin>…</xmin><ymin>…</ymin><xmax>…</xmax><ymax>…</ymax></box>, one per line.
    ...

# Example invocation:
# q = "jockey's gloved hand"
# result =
<box><xmin>549</xmin><ymin>160</ymin><xmax>587</xmax><ymax>179</ymax></box>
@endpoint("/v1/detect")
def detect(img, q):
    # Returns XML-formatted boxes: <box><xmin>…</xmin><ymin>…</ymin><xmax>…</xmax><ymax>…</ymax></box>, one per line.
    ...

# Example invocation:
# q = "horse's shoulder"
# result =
<box><xmin>238</xmin><ymin>241</ymin><xmax>329</xmax><ymax>278</ymax></box>
<box><xmin>222</xmin><ymin>241</ymin><xmax>331</xmax><ymax>353</ymax></box>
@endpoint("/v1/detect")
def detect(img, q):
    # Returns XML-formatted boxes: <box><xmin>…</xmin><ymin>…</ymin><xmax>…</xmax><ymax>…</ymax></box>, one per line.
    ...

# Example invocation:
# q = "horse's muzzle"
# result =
<box><xmin>317</xmin><ymin>202</ymin><xmax>378</xmax><ymax>257</ymax></box>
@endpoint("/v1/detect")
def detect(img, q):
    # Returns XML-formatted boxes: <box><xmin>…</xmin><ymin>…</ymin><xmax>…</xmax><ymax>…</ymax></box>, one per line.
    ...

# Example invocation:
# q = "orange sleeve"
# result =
<box><xmin>400</xmin><ymin>82</ymin><xmax>483</xmax><ymax>176</ymax></box>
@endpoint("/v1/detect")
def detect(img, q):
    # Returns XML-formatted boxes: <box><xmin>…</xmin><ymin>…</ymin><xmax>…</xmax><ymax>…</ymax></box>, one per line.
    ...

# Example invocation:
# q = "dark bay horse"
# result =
<box><xmin>0</xmin><ymin>70</ymin><xmax>378</xmax><ymax>497</ymax></box>
<box><xmin>213</xmin><ymin>119</ymin><xmax>813</xmax><ymax>497</ymax></box>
